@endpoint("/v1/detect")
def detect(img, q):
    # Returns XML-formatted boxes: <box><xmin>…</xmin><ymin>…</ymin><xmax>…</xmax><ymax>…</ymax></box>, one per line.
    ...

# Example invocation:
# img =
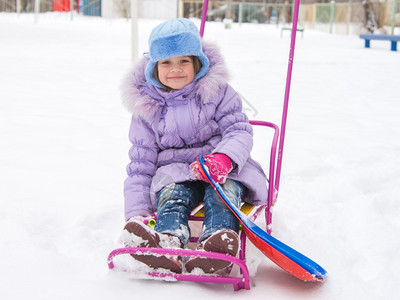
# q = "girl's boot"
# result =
<box><xmin>122</xmin><ymin>220</ymin><xmax>183</xmax><ymax>273</ymax></box>
<box><xmin>185</xmin><ymin>229</ymin><xmax>239</xmax><ymax>274</ymax></box>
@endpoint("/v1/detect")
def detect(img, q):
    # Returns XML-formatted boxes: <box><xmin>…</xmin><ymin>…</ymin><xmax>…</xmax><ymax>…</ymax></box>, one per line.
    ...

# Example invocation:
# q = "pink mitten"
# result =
<box><xmin>190</xmin><ymin>153</ymin><xmax>233</xmax><ymax>184</ymax></box>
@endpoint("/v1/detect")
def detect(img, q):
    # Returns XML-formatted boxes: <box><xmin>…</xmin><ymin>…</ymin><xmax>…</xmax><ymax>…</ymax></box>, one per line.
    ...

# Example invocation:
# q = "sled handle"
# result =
<box><xmin>200</xmin><ymin>0</ymin><xmax>209</xmax><ymax>37</ymax></box>
<box><xmin>276</xmin><ymin>0</ymin><xmax>301</xmax><ymax>191</ymax></box>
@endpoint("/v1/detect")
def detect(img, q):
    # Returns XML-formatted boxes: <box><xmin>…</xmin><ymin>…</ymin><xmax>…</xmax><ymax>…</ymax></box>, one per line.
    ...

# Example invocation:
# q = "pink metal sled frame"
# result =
<box><xmin>108</xmin><ymin>0</ymin><xmax>301</xmax><ymax>291</ymax></box>
<box><xmin>108</xmin><ymin>247</ymin><xmax>251</xmax><ymax>290</ymax></box>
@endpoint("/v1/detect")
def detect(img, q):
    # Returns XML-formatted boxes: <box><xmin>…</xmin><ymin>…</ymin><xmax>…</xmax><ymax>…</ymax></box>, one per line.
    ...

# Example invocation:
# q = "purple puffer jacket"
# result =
<box><xmin>121</xmin><ymin>41</ymin><xmax>268</xmax><ymax>221</ymax></box>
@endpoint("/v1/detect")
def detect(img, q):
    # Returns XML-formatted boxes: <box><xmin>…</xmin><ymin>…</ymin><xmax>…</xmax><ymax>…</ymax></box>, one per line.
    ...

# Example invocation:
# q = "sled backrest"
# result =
<box><xmin>249</xmin><ymin>120</ymin><xmax>279</xmax><ymax>233</ymax></box>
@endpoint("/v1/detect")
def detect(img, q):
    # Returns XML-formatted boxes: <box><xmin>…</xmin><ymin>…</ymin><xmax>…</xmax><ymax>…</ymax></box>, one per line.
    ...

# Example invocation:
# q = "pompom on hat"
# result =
<box><xmin>144</xmin><ymin>18</ymin><xmax>210</xmax><ymax>89</ymax></box>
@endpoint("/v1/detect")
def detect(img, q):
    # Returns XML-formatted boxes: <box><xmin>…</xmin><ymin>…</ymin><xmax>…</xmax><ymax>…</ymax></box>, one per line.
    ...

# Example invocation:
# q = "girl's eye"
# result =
<box><xmin>181</xmin><ymin>59</ymin><xmax>191</xmax><ymax>64</ymax></box>
<box><xmin>160</xmin><ymin>61</ymin><xmax>170</xmax><ymax>65</ymax></box>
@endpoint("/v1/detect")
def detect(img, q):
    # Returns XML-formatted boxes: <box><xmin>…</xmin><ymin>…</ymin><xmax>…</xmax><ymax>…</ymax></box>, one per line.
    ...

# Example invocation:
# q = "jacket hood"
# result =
<box><xmin>121</xmin><ymin>41</ymin><xmax>230</xmax><ymax>120</ymax></box>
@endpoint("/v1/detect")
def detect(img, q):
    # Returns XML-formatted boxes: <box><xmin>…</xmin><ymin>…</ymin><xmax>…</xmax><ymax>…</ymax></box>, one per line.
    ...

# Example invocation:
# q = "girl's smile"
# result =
<box><xmin>157</xmin><ymin>56</ymin><xmax>195</xmax><ymax>90</ymax></box>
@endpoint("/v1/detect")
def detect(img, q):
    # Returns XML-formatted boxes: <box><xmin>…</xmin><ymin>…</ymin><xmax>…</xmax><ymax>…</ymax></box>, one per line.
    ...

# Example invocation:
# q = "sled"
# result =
<box><xmin>107</xmin><ymin>120</ymin><xmax>278</xmax><ymax>291</ymax></box>
<box><xmin>107</xmin><ymin>0</ymin><xmax>326</xmax><ymax>291</ymax></box>
<box><xmin>108</xmin><ymin>121</ymin><xmax>284</xmax><ymax>291</ymax></box>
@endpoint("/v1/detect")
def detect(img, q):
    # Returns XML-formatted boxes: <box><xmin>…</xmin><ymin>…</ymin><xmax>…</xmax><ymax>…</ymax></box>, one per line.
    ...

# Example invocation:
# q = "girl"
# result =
<box><xmin>121</xmin><ymin>18</ymin><xmax>268</xmax><ymax>274</ymax></box>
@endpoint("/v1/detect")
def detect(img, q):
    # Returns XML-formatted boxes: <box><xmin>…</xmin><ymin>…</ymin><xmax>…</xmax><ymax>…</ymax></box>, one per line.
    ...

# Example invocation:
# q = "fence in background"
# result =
<box><xmin>180</xmin><ymin>0</ymin><xmax>400</xmax><ymax>35</ymax></box>
<box><xmin>300</xmin><ymin>1</ymin><xmax>400</xmax><ymax>35</ymax></box>
<box><xmin>2</xmin><ymin>0</ymin><xmax>399</xmax><ymax>35</ymax></box>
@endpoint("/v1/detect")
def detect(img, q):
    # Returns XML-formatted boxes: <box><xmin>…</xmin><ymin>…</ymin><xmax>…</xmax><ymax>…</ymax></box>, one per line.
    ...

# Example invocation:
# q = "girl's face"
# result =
<box><xmin>157</xmin><ymin>56</ymin><xmax>195</xmax><ymax>90</ymax></box>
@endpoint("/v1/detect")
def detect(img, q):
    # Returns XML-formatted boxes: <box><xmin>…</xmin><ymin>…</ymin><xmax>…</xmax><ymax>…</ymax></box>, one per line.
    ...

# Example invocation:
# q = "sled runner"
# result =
<box><xmin>108</xmin><ymin>0</ymin><xmax>327</xmax><ymax>290</ymax></box>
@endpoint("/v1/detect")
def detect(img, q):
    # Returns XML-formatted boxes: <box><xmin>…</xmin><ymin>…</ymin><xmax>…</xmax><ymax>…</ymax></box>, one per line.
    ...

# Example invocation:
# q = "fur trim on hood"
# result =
<box><xmin>121</xmin><ymin>41</ymin><xmax>230</xmax><ymax>120</ymax></box>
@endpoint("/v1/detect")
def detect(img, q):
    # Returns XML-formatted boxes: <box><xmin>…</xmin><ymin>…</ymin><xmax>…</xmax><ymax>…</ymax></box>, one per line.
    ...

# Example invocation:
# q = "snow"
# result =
<box><xmin>1</xmin><ymin>12</ymin><xmax>400</xmax><ymax>299</ymax></box>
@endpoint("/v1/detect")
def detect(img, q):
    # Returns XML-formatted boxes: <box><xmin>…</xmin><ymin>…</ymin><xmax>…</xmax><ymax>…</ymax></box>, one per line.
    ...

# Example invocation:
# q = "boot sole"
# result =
<box><xmin>124</xmin><ymin>221</ymin><xmax>182</xmax><ymax>273</ymax></box>
<box><xmin>185</xmin><ymin>230</ymin><xmax>239</xmax><ymax>274</ymax></box>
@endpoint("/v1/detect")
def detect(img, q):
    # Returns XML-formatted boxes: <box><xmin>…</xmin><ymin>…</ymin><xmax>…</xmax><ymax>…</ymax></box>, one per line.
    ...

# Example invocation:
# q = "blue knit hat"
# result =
<box><xmin>144</xmin><ymin>18</ymin><xmax>210</xmax><ymax>89</ymax></box>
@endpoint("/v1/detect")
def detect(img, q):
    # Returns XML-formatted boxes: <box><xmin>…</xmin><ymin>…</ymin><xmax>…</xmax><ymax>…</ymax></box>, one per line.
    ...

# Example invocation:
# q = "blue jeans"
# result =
<box><xmin>154</xmin><ymin>179</ymin><xmax>246</xmax><ymax>247</ymax></box>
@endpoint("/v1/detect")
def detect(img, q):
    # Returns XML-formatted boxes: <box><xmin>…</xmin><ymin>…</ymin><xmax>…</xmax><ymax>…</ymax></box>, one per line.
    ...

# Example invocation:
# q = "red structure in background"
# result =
<box><xmin>53</xmin><ymin>0</ymin><xmax>80</xmax><ymax>12</ymax></box>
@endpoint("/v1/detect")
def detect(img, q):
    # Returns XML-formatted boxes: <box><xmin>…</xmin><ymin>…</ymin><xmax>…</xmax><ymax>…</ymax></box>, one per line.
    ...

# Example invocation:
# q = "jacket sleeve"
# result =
<box><xmin>124</xmin><ymin>116</ymin><xmax>159</xmax><ymax>221</ymax></box>
<box><xmin>212</xmin><ymin>85</ymin><xmax>253</xmax><ymax>173</ymax></box>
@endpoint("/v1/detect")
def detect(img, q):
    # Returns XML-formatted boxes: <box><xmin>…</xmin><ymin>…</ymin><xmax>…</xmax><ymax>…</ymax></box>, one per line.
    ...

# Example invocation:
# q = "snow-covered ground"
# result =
<box><xmin>1</xmin><ymin>13</ymin><xmax>400</xmax><ymax>299</ymax></box>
